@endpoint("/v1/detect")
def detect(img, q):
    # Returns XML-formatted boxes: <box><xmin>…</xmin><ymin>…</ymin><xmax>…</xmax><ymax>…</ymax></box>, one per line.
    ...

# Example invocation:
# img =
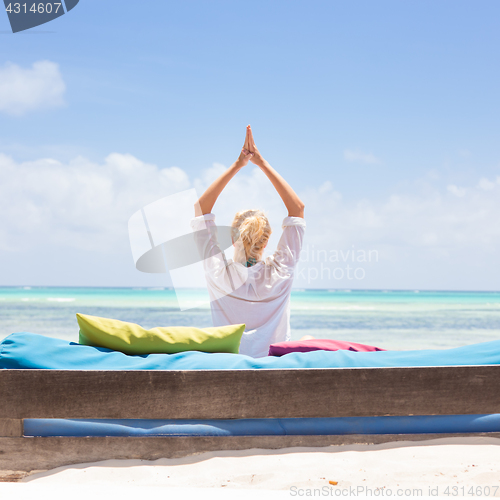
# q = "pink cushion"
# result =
<box><xmin>268</xmin><ymin>339</ymin><xmax>386</xmax><ymax>357</ymax></box>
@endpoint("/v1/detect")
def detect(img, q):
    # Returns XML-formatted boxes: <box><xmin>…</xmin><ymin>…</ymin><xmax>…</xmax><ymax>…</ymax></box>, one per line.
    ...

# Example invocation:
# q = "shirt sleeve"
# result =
<box><xmin>190</xmin><ymin>213</ymin><xmax>216</xmax><ymax>235</ymax></box>
<box><xmin>269</xmin><ymin>216</ymin><xmax>306</xmax><ymax>269</ymax></box>
<box><xmin>189</xmin><ymin>213</ymin><xmax>222</xmax><ymax>267</ymax></box>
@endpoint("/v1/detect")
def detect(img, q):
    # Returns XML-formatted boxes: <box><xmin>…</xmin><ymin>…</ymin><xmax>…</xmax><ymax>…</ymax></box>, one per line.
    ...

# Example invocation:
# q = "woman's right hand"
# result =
<box><xmin>238</xmin><ymin>125</ymin><xmax>255</xmax><ymax>166</ymax></box>
<box><xmin>246</xmin><ymin>125</ymin><xmax>266</xmax><ymax>168</ymax></box>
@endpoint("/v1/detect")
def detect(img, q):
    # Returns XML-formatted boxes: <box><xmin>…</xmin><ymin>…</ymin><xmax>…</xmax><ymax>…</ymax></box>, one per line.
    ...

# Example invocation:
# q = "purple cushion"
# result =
<box><xmin>268</xmin><ymin>339</ymin><xmax>386</xmax><ymax>357</ymax></box>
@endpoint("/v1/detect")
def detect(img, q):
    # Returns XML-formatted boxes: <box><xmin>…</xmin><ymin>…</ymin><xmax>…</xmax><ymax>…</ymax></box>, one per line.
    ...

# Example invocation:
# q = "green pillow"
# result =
<box><xmin>77</xmin><ymin>313</ymin><xmax>245</xmax><ymax>355</ymax></box>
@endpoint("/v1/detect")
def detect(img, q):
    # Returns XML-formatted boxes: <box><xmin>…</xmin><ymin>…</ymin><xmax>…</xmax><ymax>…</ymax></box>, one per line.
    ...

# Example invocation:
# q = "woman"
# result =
<box><xmin>191</xmin><ymin>125</ymin><xmax>306</xmax><ymax>358</ymax></box>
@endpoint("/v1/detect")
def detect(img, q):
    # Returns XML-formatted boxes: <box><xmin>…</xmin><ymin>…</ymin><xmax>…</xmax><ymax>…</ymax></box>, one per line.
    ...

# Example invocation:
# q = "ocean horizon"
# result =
<box><xmin>1</xmin><ymin>286</ymin><xmax>500</xmax><ymax>351</ymax></box>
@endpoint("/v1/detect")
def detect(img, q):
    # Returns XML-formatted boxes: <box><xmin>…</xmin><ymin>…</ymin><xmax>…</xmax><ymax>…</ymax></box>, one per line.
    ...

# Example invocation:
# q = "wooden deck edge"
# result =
<box><xmin>3</xmin><ymin>366</ymin><xmax>500</xmax><ymax>419</ymax></box>
<box><xmin>2</xmin><ymin>432</ymin><xmax>500</xmax><ymax>476</ymax></box>
<box><xmin>0</xmin><ymin>419</ymin><xmax>22</xmax><ymax>437</ymax></box>
<box><xmin>0</xmin><ymin>471</ymin><xmax>29</xmax><ymax>482</ymax></box>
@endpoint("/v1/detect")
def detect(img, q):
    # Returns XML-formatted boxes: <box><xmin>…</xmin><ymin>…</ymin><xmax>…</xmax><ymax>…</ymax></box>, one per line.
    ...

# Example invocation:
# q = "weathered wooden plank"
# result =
<box><xmin>2</xmin><ymin>433</ymin><xmax>500</xmax><ymax>473</ymax></box>
<box><xmin>0</xmin><ymin>420</ymin><xmax>22</xmax><ymax>437</ymax></box>
<box><xmin>0</xmin><ymin>471</ymin><xmax>28</xmax><ymax>482</ymax></box>
<box><xmin>1</xmin><ymin>366</ymin><xmax>499</xmax><ymax>419</ymax></box>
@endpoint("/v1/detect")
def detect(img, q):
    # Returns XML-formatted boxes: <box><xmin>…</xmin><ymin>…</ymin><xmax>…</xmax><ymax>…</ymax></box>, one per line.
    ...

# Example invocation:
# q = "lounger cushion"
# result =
<box><xmin>77</xmin><ymin>313</ymin><xmax>245</xmax><ymax>355</ymax></box>
<box><xmin>23</xmin><ymin>414</ymin><xmax>500</xmax><ymax>437</ymax></box>
<box><xmin>3</xmin><ymin>332</ymin><xmax>500</xmax><ymax>370</ymax></box>
<box><xmin>268</xmin><ymin>339</ymin><xmax>386</xmax><ymax>356</ymax></box>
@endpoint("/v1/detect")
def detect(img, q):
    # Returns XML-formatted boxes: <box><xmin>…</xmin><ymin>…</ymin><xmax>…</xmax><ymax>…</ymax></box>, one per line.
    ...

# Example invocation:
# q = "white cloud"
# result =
<box><xmin>304</xmin><ymin>175</ymin><xmax>500</xmax><ymax>252</ymax></box>
<box><xmin>343</xmin><ymin>150</ymin><xmax>382</xmax><ymax>164</ymax></box>
<box><xmin>1</xmin><ymin>152</ymin><xmax>499</xmax><ymax>290</ymax></box>
<box><xmin>0</xmin><ymin>60</ymin><xmax>66</xmax><ymax>116</ymax></box>
<box><xmin>295</xmin><ymin>174</ymin><xmax>500</xmax><ymax>290</ymax></box>
<box><xmin>477</xmin><ymin>177</ymin><xmax>495</xmax><ymax>191</ymax></box>
<box><xmin>0</xmin><ymin>152</ymin><xmax>190</xmax><ymax>252</ymax></box>
<box><xmin>318</xmin><ymin>180</ymin><xmax>333</xmax><ymax>194</ymax></box>
<box><xmin>447</xmin><ymin>184</ymin><xmax>466</xmax><ymax>197</ymax></box>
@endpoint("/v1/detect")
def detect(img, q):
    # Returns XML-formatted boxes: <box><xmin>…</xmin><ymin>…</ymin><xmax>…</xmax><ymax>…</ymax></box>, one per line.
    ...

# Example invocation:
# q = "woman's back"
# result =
<box><xmin>190</xmin><ymin>213</ymin><xmax>306</xmax><ymax>358</ymax></box>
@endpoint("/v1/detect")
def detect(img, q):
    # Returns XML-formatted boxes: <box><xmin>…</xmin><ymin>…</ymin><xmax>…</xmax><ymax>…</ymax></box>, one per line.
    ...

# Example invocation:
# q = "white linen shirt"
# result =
<box><xmin>190</xmin><ymin>213</ymin><xmax>306</xmax><ymax>358</ymax></box>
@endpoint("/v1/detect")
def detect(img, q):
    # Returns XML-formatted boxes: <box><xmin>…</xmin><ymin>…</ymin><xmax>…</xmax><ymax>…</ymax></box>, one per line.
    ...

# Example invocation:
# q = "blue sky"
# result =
<box><xmin>1</xmin><ymin>0</ymin><xmax>499</xmax><ymax>290</ymax></box>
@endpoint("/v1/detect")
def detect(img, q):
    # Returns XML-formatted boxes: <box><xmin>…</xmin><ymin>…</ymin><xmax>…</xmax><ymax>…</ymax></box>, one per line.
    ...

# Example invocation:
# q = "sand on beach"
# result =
<box><xmin>12</xmin><ymin>436</ymin><xmax>500</xmax><ymax>496</ymax></box>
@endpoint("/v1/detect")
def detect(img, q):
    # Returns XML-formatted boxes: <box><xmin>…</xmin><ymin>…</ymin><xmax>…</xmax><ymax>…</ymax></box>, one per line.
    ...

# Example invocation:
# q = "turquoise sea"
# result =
<box><xmin>1</xmin><ymin>287</ymin><xmax>500</xmax><ymax>350</ymax></box>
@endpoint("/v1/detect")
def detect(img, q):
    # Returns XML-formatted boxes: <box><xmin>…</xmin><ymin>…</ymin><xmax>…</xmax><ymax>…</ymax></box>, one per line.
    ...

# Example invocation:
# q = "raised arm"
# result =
<box><xmin>247</xmin><ymin>125</ymin><xmax>305</xmax><ymax>219</ymax></box>
<box><xmin>194</xmin><ymin>127</ymin><xmax>254</xmax><ymax>216</ymax></box>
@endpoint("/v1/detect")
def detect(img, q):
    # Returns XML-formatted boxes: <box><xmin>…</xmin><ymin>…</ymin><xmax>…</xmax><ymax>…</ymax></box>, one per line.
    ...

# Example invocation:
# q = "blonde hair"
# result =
<box><xmin>231</xmin><ymin>209</ymin><xmax>272</xmax><ymax>266</ymax></box>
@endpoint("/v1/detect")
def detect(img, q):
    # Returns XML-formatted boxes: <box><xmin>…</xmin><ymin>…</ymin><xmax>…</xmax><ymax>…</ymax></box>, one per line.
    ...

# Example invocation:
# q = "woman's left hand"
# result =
<box><xmin>238</xmin><ymin>125</ymin><xmax>254</xmax><ymax>165</ymax></box>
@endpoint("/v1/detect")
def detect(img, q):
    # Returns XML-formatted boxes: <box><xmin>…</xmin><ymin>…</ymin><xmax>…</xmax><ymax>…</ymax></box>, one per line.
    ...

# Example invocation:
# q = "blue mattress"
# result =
<box><xmin>23</xmin><ymin>414</ymin><xmax>500</xmax><ymax>437</ymax></box>
<box><xmin>2</xmin><ymin>332</ymin><xmax>500</xmax><ymax>370</ymax></box>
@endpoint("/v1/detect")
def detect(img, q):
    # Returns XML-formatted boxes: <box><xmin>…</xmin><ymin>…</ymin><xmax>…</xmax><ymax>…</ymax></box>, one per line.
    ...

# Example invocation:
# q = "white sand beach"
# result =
<box><xmin>2</xmin><ymin>436</ymin><xmax>499</xmax><ymax>499</ymax></box>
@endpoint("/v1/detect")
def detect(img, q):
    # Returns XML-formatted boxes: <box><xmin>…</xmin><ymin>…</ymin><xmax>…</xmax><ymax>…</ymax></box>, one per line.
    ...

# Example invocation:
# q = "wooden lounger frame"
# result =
<box><xmin>1</xmin><ymin>365</ymin><xmax>500</xmax><ymax>478</ymax></box>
